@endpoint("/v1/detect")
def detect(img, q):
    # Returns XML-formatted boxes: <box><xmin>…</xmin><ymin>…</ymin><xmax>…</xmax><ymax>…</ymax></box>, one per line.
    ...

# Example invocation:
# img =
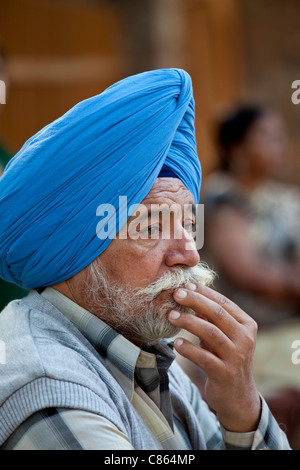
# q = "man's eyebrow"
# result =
<box><xmin>130</xmin><ymin>207</ymin><xmax>173</xmax><ymax>224</ymax></box>
<box><xmin>130</xmin><ymin>203</ymin><xmax>196</xmax><ymax>223</ymax></box>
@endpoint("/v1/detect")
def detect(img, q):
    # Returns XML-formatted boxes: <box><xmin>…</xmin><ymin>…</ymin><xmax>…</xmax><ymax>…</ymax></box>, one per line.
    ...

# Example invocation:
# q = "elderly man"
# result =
<box><xmin>0</xmin><ymin>69</ymin><xmax>290</xmax><ymax>450</ymax></box>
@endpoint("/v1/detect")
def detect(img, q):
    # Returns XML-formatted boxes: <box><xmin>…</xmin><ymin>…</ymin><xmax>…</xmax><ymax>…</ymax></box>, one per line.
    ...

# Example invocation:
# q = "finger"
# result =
<box><xmin>173</xmin><ymin>336</ymin><xmax>223</xmax><ymax>377</ymax></box>
<box><xmin>173</xmin><ymin>288</ymin><xmax>240</xmax><ymax>341</ymax></box>
<box><xmin>177</xmin><ymin>282</ymin><xmax>254</xmax><ymax>326</ymax></box>
<box><xmin>169</xmin><ymin>310</ymin><xmax>235</xmax><ymax>359</ymax></box>
<box><xmin>195</xmin><ymin>283</ymin><xmax>254</xmax><ymax>325</ymax></box>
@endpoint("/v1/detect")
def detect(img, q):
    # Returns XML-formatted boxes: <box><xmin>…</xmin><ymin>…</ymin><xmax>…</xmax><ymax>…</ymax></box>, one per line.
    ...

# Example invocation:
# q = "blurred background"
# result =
<box><xmin>1</xmin><ymin>0</ymin><xmax>300</xmax><ymax>448</ymax></box>
<box><xmin>0</xmin><ymin>0</ymin><xmax>300</xmax><ymax>182</ymax></box>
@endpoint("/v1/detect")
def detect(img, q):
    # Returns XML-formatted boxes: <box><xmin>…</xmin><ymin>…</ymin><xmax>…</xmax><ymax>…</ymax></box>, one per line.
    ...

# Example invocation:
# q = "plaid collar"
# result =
<box><xmin>41</xmin><ymin>287</ymin><xmax>176</xmax><ymax>409</ymax></box>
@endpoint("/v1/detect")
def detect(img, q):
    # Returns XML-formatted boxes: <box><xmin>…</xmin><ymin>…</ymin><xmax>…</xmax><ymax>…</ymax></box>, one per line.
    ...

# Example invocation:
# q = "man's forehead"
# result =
<box><xmin>142</xmin><ymin>177</ymin><xmax>194</xmax><ymax>205</ymax></box>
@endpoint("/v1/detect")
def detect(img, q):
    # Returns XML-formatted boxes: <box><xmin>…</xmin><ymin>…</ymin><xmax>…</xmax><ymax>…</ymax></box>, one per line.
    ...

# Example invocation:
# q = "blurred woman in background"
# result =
<box><xmin>201</xmin><ymin>106</ymin><xmax>300</xmax><ymax>397</ymax></box>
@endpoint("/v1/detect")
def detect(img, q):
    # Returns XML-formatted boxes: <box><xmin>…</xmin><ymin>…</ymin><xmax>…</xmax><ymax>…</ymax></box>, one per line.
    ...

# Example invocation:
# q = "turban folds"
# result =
<box><xmin>0</xmin><ymin>68</ymin><xmax>201</xmax><ymax>289</ymax></box>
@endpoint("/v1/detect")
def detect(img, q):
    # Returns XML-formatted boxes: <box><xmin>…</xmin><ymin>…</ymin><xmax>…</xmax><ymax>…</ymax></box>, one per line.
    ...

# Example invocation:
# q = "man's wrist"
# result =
<box><xmin>217</xmin><ymin>393</ymin><xmax>262</xmax><ymax>433</ymax></box>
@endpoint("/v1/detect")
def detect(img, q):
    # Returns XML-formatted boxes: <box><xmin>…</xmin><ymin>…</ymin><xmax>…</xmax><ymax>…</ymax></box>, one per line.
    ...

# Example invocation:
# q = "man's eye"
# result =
<box><xmin>184</xmin><ymin>221</ymin><xmax>196</xmax><ymax>233</ymax></box>
<box><xmin>147</xmin><ymin>225</ymin><xmax>160</xmax><ymax>238</ymax></box>
<box><xmin>136</xmin><ymin>224</ymin><xmax>161</xmax><ymax>239</ymax></box>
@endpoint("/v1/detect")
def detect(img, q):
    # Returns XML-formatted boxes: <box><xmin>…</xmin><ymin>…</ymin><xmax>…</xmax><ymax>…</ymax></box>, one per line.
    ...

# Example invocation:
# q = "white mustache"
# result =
<box><xmin>135</xmin><ymin>263</ymin><xmax>215</xmax><ymax>301</ymax></box>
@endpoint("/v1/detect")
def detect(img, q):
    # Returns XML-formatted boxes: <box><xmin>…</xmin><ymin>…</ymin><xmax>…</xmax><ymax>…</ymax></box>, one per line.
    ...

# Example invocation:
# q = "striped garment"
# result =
<box><xmin>1</xmin><ymin>288</ymin><xmax>291</xmax><ymax>450</ymax></box>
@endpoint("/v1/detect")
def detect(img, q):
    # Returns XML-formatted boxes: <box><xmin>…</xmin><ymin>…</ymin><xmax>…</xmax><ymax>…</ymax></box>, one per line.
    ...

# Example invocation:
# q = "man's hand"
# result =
<box><xmin>168</xmin><ymin>282</ymin><xmax>261</xmax><ymax>433</ymax></box>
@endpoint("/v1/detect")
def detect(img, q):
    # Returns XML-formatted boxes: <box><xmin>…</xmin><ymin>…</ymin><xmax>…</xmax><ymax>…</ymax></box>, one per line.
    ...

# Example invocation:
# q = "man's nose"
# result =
<box><xmin>164</xmin><ymin>228</ymin><xmax>200</xmax><ymax>268</ymax></box>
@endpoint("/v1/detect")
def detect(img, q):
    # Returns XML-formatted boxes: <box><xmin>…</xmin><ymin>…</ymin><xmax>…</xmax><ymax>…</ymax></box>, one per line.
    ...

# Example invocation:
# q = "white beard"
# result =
<box><xmin>83</xmin><ymin>260</ymin><xmax>215</xmax><ymax>345</ymax></box>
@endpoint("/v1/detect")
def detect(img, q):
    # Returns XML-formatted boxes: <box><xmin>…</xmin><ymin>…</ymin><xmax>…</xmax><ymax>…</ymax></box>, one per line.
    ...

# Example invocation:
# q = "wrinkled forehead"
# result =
<box><xmin>142</xmin><ymin>177</ymin><xmax>195</xmax><ymax>206</ymax></box>
<box><xmin>125</xmin><ymin>177</ymin><xmax>196</xmax><ymax>227</ymax></box>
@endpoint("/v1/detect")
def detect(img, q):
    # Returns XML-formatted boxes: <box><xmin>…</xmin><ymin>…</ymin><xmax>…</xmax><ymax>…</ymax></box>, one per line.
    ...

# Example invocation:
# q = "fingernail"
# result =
<box><xmin>169</xmin><ymin>310</ymin><xmax>181</xmax><ymax>320</ymax></box>
<box><xmin>187</xmin><ymin>282</ymin><xmax>197</xmax><ymax>291</ymax></box>
<box><xmin>175</xmin><ymin>288</ymin><xmax>187</xmax><ymax>299</ymax></box>
<box><xmin>175</xmin><ymin>338</ymin><xmax>184</xmax><ymax>347</ymax></box>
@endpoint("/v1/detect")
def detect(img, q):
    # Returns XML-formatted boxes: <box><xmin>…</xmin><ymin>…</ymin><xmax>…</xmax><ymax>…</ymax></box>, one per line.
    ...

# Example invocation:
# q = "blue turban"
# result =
<box><xmin>0</xmin><ymin>68</ymin><xmax>201</xmax><ymax>289</ymax></box>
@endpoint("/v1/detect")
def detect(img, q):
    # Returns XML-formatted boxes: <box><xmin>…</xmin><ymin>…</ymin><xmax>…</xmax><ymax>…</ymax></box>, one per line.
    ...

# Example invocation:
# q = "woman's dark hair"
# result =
<box><xmin>216</xmin><ymin>106</ymin><xmax>265</xmax><ymax>171</ymax></box>
<box><xmin>0</xmin><ymin>42</ymin><xmax>5</xmax><ymax>61</ymax></box>
<box><xmin>0</xmin><ymin>41</ymin><xmax>7</xmax><ymax>74</ymax></box>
